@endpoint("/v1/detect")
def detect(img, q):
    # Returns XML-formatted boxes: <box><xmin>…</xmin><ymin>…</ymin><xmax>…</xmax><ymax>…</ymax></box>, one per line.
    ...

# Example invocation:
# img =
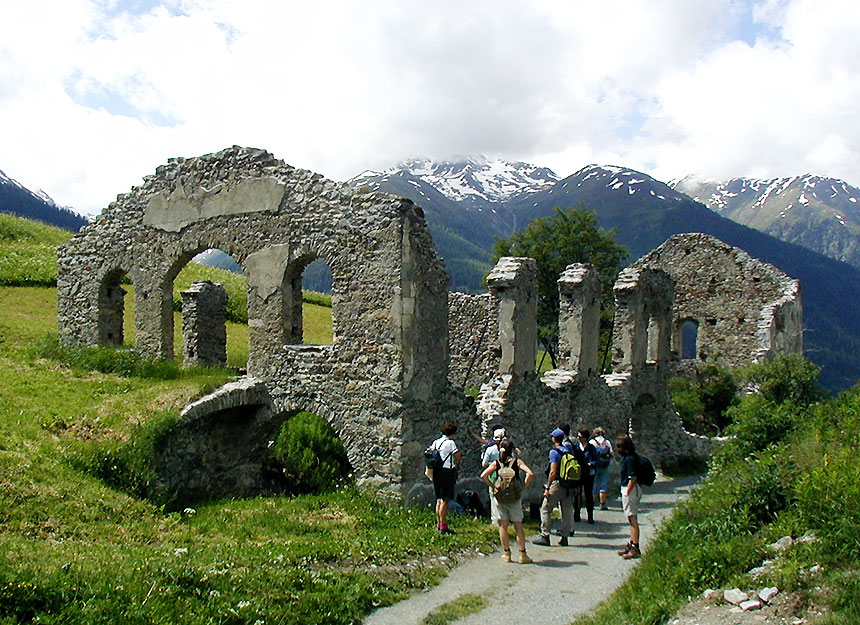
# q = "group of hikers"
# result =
<box><xmin>426</xmin><ymin>421</ymin><xmax>647</xmax><ymax>564</ymax></box>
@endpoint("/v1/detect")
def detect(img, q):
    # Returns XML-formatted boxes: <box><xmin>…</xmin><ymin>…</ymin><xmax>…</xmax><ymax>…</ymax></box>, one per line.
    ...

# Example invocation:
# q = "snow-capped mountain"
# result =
<box><xmin>349</xmin><ymin>156</ymin><xmax>559</xmax><ymax>206</ymax></box>
<box><xmin>0</xmin><ymin>169</ymin><xmax>88</xmax><ymax>232</ymax></box>
<box><xmin>671</xmin><ymin>174</ymin><xmax>860</xmax><ymax>270</ymax></box>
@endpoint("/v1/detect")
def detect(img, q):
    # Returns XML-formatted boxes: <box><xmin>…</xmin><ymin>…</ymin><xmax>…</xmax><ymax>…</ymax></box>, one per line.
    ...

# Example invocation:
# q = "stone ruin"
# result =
<box><xmin>56</xmin><ymin>146</ymin><xmax>802</xmax><ymax>508</ymax></box>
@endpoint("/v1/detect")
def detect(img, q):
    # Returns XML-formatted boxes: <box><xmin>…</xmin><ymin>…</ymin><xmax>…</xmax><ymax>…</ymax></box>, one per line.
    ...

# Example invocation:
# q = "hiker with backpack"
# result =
<box><xmin>616</xmin><ymin>434</ymin><xmax>644</xmax><ymax>559</ymax></box>
<box><xmin>480</xmin><ymin>439</ymin><xmax>534</xmax><ymax>563</ymax></box>
<box><xmin>590</xmin><ymin>427</ymin><xmax>613</xmax><ymax>510</ymax></box>
<box><xmin>427</xmin><ymin>422</ymin><xmax>462</xmax><ymax>535</ymax></box>
<box><xmin>532</xmin><ymin>428</ymin><xmax>577</xmax><ymax>547</ymax></box>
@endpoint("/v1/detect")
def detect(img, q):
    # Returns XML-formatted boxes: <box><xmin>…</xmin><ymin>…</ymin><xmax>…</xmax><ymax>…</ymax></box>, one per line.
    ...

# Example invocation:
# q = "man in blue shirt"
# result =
<box><xmin>532</xmin><ymin>428</ymin><xmax>575</xmax><ymax>546</ymax></box>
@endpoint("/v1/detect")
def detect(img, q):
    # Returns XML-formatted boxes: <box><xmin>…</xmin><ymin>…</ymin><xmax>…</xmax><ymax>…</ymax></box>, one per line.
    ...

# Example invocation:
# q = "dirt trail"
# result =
<box><xmin>364</xmin><ymin>475</ymin><xmax>699</xmax><ymax>625</ymax></box>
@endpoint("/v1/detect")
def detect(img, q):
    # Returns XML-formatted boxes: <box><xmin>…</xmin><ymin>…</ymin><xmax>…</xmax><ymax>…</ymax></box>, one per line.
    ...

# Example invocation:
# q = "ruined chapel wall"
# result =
<box><xmin>636</xmin><ymin>233</ymin><xmax>802</xmax><ymax>369</ymax></box>
<box><xmin>57</xmin><ymin>146</ymin><xmax>454</xmax><ymax>500</ymax></box>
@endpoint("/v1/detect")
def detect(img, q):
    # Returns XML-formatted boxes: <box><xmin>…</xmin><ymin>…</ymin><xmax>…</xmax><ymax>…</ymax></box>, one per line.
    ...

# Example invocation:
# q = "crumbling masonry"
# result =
<box><xmin>56</xmin><ymin>147</ymin><xmax>801</xmax><ymax>507</ymax></box>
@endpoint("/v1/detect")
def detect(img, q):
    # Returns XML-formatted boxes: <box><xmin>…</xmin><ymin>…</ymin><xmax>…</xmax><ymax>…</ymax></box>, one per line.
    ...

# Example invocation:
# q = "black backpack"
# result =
<box><xmin>635</xmin><ymin>454</ymin><xmax>656</xmax><ymax>486</ymax></box>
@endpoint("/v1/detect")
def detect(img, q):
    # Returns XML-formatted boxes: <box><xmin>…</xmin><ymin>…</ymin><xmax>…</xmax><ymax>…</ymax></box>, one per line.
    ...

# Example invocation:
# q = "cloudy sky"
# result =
<box><xmin>2</xmin><ymin>0</ymin><xmax>858</xmax><ymax>216</ymax></box>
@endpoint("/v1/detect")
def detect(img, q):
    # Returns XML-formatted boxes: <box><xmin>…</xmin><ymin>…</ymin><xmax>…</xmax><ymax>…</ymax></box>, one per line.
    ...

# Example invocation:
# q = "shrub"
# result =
<box><xmin>739</xmin><ymin>353</ymin><xmax>825</xmax><ymax>407</ymax></box>
<box><xmin>270</xmin><ymin>412</ymin><xmax>352</xmax><ymax>495</ymax></box>
<box><xmin>670</xmin><ymin>359</ymin><xmax>737</xmax><ymax>436</ymax></box>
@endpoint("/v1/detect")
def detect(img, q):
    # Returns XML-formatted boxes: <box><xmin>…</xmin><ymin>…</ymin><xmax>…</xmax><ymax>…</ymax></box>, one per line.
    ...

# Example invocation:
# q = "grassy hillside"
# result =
<box><xmin>0</xmin><ymin>241</ymin><xmax>496</xmax><ymax>624</ymax></box>
<box><xmin>574</xmin><ymin>355</ymin><xmax>860</xmax><ymax>625</ymax></box>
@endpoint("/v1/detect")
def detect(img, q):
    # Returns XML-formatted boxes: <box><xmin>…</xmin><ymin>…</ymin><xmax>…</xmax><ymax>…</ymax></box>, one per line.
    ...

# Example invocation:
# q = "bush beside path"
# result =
<box><xmin>365</xmin><ymin>474</ymin><xmax>699</xmax><ymax>625</ymax></box>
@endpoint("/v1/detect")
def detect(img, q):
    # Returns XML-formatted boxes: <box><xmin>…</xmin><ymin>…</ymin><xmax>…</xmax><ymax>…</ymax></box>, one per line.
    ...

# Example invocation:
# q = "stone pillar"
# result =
<box><xmin>181</xmin><ymin>281</ymin><xmax>228</xmax><ymax>367</ymax></box>
<box><xmin>557</xmin><ymin>263</ymin><xmax>601</xmax><ymax>375</ymax></box>
<box><xmin>486</xmin><ymin>257</ymin><xmax>537</xmax><ymax>377</ymax></box>
<box><xmin>611</xmin><ymin>268</ymin><xmax>648</xmax><ymax>370</ymax></box>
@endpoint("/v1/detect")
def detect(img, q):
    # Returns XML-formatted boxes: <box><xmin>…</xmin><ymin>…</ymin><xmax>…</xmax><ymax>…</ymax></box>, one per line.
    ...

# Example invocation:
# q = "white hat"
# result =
<box><xmin>493</xmin><ymin>428</ymin><xmax>506</xmax><ymax>440</ymax></box>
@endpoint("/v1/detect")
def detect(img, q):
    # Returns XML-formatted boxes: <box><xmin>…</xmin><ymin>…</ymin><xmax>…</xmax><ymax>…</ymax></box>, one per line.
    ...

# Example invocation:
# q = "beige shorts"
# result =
<box><xmin>492</xmin><ymin>497</ymin><xmax>524</xmax><ymax>523</ymax></box>
<box><xmin>621</xmin><ymin>483</ymin><xmax>641</xmax><ymax>517</ymax></box>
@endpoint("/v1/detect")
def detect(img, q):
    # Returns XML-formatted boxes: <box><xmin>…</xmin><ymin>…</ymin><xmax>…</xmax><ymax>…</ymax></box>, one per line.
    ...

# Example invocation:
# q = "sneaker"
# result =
<box><xmin>600</xmin><ymin>503</ymin><xmax>609</xmax><ymax>511</ymax></box>
<box><xmin>558</xmin><ymin>536</ymin><xmax>569</xmax><ymax>547</ymax></box>
<box><xmin>501</xmin><ymin>549</ymin><xmax>512</xmax><ymax>563</ymax></box>
<box><xmin>623</xmin><ymin>544</ymin><xmax>641</xmax><ymax>559</ymax></box>
<box><xmin>532</xmin><ymin>534</ymin><xmax>551</xmax><ymax>546</ymax></box>
<box><xmin>439</xmin><ymin>527</ymin><xmax>456</xmax><ymax>535</ymax></box>
<box><xmin>617</xmin><ymin>541</ymin><xmax>632</xmax><ymax>556</ymax></box>
<box><xmin>518</xmin><ymin>551</ymin><xmax>533</xmax><ymax>564</ymax></box>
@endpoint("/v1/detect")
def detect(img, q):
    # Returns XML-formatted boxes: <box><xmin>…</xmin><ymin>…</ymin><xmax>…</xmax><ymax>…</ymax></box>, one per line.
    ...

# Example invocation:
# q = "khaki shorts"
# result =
<box><xmin>492</xmin><ymin>498</ymin><xmax>524</xmax><ymax>523</ymax></box>
<box><xmin>621</xmin><ymin>483</ymin><xmax>641</xmax><ymax>517</ymax></box>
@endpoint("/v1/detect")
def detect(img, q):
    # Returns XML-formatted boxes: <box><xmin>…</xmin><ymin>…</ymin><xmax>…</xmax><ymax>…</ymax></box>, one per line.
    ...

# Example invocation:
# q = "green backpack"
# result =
<box><xmin>557</xmin><ymin>447</ymin><xmax>581</xmax><ymax>487</ymax></box>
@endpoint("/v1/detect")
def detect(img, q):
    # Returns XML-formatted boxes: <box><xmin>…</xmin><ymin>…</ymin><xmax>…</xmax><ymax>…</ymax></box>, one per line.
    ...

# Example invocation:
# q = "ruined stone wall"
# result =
<box><xmin>447</xmin><ymin>292</ymin><xmax>500</xmax><ymax>390</ymax></box>
<box><xmin>636</xmin><ymin>233</ymin><xmax>803</xmax><ymax>368</ymax></box>
<box><xmin>57</xmin><ymin>146</ymin><xmax>454</xmax><ymax>501</ymax></box>
<box><xmin>181</xmin><ymin>280</ymin><xmax>227</xmax><ymax>367</ymax></box>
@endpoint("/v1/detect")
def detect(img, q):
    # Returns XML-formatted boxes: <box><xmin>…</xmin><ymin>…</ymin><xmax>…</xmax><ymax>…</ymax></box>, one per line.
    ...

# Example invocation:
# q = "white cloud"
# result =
<box><xmin>1</xmin><ymin>0</ymin><xmax>859</xmax><ymax>215</ymax></box>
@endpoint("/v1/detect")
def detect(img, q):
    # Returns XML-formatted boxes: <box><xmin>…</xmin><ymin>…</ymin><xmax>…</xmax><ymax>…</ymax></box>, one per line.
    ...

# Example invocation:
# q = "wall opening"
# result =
<box><xmin>175</xmin><ymin>249</ymin><xmax>249</xmax><ymax>369</ymax></box>
<box><xmin>680</xmin><ymin>319</ymin><xmax>699</xmax><ymax>360</ymax></box>
<box><xmin>268</xmin><ymin>411</ymin><xmax>352</xmax><ymax>495</ymax></box>
<box><xmin>283</xmin><ymin>256</ymin><xmax>333</xmax><ymax>346</ymax></box>
<box><xmin>98</xmin><ymin>268</ymin><xmax>130</xmax><ymax>346</ymax></box>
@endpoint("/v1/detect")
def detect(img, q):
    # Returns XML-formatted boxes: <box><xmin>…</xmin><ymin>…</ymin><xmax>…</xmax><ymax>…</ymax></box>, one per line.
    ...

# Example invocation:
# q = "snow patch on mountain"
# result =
<box><xmin>349</xmin><ymin>156</ymin><xmax>559</xmax><ymax>204</ymax></box>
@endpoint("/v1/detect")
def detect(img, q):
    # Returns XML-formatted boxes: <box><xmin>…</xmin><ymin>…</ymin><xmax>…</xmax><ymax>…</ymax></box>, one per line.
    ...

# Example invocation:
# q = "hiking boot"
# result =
<box><xmin>600</xmin><ymin>503</ymin><xmax>609</xmax><ymax>511</ymax></box>
<box><xmin>518</xmin><ymin>551</ymin><xmax>533</xmax><ymax>564</ymax></box>
<box><xmin>617</xmin><ymin>541</ymin><xmax>632</xmax><ymax>556</ymax></box>
<box><xmin>501</xmin><ymin>549</ymin><xmax>512</xmax><ymax>563</ymax></box>
<box><xmin>623</xmin><ymin>543</ymin><xmax>641</xmax><ymax>559</ymax></box>
<box><xmin>558</xmin><ymin>536</ymin><xmax>569</xmax><ymax>547</ymax></box>
<box><xmin>587</xmin><ymin>518</ymin><xmax>595</xmax><ymax>524</ymax></box>
<box><xmin>439</xmin><ymin>527</ymin><xmax>456</xmax><ymax>535</ymax></box>
<box><xmin>532</xmin><ymin>534</ymin><xmax>551</xmax><ymax>546</ymax></box>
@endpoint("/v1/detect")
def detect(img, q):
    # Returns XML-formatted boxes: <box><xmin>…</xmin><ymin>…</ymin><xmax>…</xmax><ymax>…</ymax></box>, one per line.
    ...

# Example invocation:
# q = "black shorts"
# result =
<box><xmin>433</xmin><ymin>467</ymin><xmax>457</xmax><ymax>501</ymax></box>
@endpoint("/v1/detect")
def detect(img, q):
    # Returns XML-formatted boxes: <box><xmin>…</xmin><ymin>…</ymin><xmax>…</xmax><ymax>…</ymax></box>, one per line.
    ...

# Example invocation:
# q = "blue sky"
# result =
<box><xmin>1</xmin><ymin>0</ymin><xmax>858</xmax><ymax>215</ymax></box>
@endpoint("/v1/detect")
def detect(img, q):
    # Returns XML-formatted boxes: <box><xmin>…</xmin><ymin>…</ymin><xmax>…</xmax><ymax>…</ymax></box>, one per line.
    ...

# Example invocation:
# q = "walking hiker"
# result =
<box><xmin>481</xmin><ymin>439</ymin><xmax>534</xmax><ymax>563</ymax></box>
<box><xmin>616</xmin><ymin>435</ymin><xmax>642</xmax><ymax>559</ymax></box>
<box><xmin>590</xmin><ymin>427</ymin><xmax>613</xmax><ymax>510</ymax></box>
<box><xmin>573</xmin><ymin>428</ymin><xmax>598</xmax><ymax>524</ymax></box>
<box><xmin>428</xmin><ymin>422</ymin><xmax>462</xmax><ymax>535</ymax></box>
<box><xmin>533</xmin><ymin>428</ymin><xmax>575</xmax><ymax>546</ymax></box>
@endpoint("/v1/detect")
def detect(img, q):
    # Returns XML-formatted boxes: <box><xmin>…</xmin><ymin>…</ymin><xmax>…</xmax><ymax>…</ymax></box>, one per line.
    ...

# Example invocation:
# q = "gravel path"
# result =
<box><xmin>364</xmin><ymin>474</ymin><xmax>700</xmax><ymax>625</ymax></box>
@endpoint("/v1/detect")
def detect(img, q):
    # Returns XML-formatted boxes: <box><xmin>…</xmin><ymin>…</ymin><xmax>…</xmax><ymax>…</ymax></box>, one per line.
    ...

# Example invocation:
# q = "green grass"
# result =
<box><xmin>0</xmin><ymin>284</ymin><xmax>497</xmax><ymax>624</ymax></box>
<box><xmin>420</xmin><ymin>593</ymin><xmax>489</xmax><ymax>625</ymax></box>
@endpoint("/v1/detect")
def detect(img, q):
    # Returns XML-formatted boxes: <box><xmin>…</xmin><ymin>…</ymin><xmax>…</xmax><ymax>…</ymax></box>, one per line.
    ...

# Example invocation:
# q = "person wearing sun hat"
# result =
<box><xmin>532</xmin><ymin>428</ymin><xmax>575</xmax><ymax>547</ymax></box>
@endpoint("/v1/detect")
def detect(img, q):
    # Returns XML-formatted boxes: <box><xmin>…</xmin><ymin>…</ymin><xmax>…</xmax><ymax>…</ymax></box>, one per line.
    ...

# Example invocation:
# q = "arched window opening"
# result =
<box><xmin>173</xmin><ymin>249</ymin><xmax>249</xmax><ymax>369</ymax></box>
<box><xmin>680</xmin><ymin>319</ymin><xmax>699</xmax><ymax>360</ymax></box>
<box><xmin>283</xmin><ymin>256</ymin><xmax>333</xmax><ymax>346</ymax></box>
<box><xmin>98</xmin><ymin>268</ymin><xmax>130</xmax><ymax>346</ymax></box>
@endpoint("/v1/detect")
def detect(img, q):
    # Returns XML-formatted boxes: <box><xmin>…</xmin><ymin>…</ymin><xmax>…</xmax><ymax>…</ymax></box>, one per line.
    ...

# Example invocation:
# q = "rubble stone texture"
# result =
<box><xmin>181</xmin><ymin>280</ymin><xmax>228</xmax><ymax>367</ymax></box>
<box><xmin>56</xmin><ymin>148</ymin><xmax>799</xmax><ymax>506</ymax></box>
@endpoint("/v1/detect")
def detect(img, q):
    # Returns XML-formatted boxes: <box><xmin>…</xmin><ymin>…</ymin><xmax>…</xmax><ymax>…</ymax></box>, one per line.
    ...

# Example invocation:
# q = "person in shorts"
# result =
<box><xmin>429</xmin><ymin>422</ymin><xmax>462</xmax><ymax>534</ymax></box>
<box><xmin>616</xmin><ymin>435</ymin><xmax>642</xmax><ymax>559</ymax></box>
<box><xmin>481</xmin><ymin>439</ymin><xmax>534</xmax><ymax>563</ymax></box>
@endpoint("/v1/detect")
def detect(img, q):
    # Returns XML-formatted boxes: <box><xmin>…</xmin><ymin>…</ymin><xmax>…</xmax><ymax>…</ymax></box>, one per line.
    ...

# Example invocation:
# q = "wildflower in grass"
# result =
<box><xmin>182</xmin><ymin>507</ymin><xmax>196</xmax><ymax>515</ymax></box>
<box><xmin>174</xmin><ymin>547</ymin><xmax>188</xmax><ymax>556</ymax></box>
<box><xmin>237</xmin><ymin>600</ymin><xmax>251</xmax><ymax>609</ymax></box>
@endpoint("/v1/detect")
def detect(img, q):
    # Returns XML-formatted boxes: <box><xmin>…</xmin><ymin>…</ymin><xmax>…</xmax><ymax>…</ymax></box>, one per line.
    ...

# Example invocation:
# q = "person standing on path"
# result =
<box><xmin>481</xmin><ymin>439</ymin><xmax>534</xmax><ymax>564</ymax></box>
<box><xmin>429</xmin><ymin>422</ymin><xmax>462</xmax><ymax>534</ymax></box>
<box><xmin>616</xmin><ymin>434</ymin><xmax>642</xmax><ymax>558</ymax></box>
<box><xmin>573</xmin><ymin>428</ymin><xmax>598</xmax><ymax>524</ymax></box>
<box><xmin>590</xmin><ymin>427</ymin><xmax>613</xmax><ymax>510</ymax></box>
<box><xmin>533</xmin><ymin>428</ymin><xmax>575</xmax><ymax>546</ymax></box>
<box><xmin>480</xmin><ymin>428</ymin><xmax>505</xmax><ymax>522</ymax></box>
